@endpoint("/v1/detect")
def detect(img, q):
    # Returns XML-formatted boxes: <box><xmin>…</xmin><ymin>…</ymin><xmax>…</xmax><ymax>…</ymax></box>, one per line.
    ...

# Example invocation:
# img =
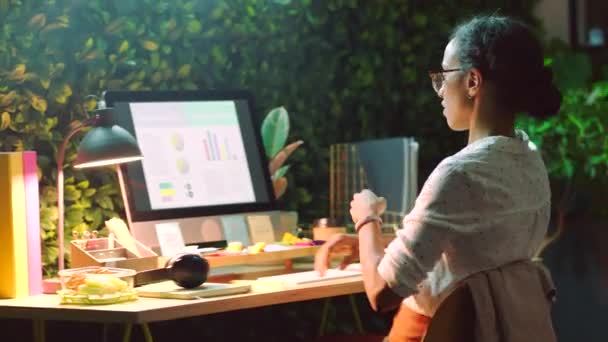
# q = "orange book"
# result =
<box><xmin>0</xmin><ymin>152</ymin><xmax>30</xmax><ymax>298</ymax></box>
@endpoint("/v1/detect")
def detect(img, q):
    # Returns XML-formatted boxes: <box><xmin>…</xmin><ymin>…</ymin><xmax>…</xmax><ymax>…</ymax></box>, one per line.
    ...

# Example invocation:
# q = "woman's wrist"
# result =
<box><xmin>355</xmin><ymin>215</ymin><xmax>383</xmax><ymax>233</ymax></box>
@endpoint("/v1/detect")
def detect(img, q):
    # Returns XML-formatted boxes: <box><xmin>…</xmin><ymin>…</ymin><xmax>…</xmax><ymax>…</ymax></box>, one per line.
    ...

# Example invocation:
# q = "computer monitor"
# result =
<box><xmin>104</xmin><ymin>90</ymin><xmax>276</xmax><ymax>247</ymax></box>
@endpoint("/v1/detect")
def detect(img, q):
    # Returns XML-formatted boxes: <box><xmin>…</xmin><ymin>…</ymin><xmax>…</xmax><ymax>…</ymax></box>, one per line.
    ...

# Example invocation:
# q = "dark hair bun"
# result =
<box><xmin>524</xmin><ymin>67</ymin><xmax>562</xmax><ymax>119</ymax></box>
<box><xmin>451</xmin><ymin>16</ymin><xmax>563</xmax><ymax>120</ymax></box>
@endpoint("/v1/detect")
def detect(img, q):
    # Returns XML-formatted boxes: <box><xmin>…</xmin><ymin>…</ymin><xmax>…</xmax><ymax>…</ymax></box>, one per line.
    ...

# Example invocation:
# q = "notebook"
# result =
<box><xmin>136</xmin><ymin>281</ymin><xmax>251</xmax><ymax>300</ymax></box>
<box><xmin>23</xmin><ymin>151</ymin><xmax>42</xmax><ymax>296</ymax></box>
<box><xmin>354</xmin><ymin>137</ymin><xmax>418</xmax><ymax>217</ymax></box>
<box><xmin>256</xmin><ymin>269</ymin><xmax>362</xmax><ymax>288</ymax></box>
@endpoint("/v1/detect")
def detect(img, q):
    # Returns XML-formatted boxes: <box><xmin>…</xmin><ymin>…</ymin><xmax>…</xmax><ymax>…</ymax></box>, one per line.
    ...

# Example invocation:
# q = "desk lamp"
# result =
<box><xmin>55</xmin><ymin>106</ymin><xmax>143</xmax><ymax>271</ymax></box>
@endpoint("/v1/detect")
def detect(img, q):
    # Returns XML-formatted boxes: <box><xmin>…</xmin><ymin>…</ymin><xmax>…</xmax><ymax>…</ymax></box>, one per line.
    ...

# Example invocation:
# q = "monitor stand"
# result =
<box><xmin>129</xmin><ymin>210</ymin><xmax>298</xmax><ymax>254</ymax></box>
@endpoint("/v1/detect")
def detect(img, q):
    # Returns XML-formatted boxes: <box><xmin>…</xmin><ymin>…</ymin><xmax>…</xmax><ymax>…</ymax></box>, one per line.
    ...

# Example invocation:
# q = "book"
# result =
<box><xmin>355</xmin><ymin>137</ymin><xmax>418</xmax><ymax>224</ymax></box>
<box><xmin>256</xmin><ymin>269</ymin><xmax>362</xmax><ymax>288</ymax></box>
<box><xmin>329</xmin><ymin>138</ymin><xmax>419</xmax><ymax>226</ymax></box>
<box><xmin>0</xmin><ymin>152</ymin><xmax>30</xmax><ymax>298</ymax></box>
<box><xmin>330</xmin><ymin>143</ymin><xmax>362</xmax><ymax>223</ymax></box>
<box><xmin>22</xmin><ymin>151</ymin><xmax>42</xmax><ymax>295</ymax></box>
<box><xmin>135</xmin><ymin>281</ymin><xmax>251</xmax><ymax>300</ymax></box>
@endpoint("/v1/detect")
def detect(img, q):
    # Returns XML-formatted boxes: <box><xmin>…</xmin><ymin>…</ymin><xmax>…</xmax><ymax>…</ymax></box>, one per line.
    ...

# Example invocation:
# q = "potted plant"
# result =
<box><xmin>261</xmin><ymin>106</ymin><xmax>303</xmax><ymax>199</ymax></box>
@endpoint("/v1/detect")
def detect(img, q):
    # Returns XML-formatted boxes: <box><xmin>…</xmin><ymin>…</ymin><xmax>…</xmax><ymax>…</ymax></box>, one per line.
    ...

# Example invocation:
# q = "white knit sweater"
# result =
<box><xmin>377</xmin><ymin>130</ymin><xmax>551</xmax><ymax>316</ymax></box>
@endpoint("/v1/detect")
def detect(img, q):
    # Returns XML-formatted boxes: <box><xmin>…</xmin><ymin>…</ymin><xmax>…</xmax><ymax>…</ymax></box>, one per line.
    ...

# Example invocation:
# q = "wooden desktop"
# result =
<box><xmin>0</xmin><ymin>246</ymin><xmax>367</xmax><ymax>342</ymax></box>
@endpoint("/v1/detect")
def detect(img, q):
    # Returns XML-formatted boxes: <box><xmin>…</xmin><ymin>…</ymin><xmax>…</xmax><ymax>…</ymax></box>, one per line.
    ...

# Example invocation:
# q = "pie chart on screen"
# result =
<box><xmin>171</xmin><ymin>133</ymin><xmax>184</xmax><ymax>151</ymax></box>
<box><xmin>176</xmin><ymin>158</ymin><xmax>189</xmax><ymax>174</ymax></box>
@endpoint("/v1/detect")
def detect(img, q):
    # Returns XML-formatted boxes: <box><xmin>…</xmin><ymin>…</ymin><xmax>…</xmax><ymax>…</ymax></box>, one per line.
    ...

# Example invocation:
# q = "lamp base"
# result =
<box><xmin>42</xmin><ymin>278</ymin><xmax>61</xmax><ymax>294</ymax></box>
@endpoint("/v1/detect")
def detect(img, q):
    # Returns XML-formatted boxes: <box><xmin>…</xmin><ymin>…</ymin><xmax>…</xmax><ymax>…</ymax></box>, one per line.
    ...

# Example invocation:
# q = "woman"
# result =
<box><xmin>315</xmin><ymin>15</ymin><xmax>561</xmax><ymax>341</ymax></box>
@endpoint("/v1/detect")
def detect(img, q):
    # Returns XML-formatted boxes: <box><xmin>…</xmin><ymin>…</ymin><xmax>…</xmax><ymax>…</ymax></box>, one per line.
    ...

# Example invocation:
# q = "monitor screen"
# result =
<box><xmin>104</xmin><ymin>90</ymin><xmax>275</xmax><ymax>222</ymax></box>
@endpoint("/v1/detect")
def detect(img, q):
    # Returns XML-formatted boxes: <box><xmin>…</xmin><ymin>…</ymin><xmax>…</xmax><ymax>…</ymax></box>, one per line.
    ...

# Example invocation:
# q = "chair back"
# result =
<box><xmin>422</xmin><ymin>284</ymin><xmax>476</xmax><ymax>342</ymax></box>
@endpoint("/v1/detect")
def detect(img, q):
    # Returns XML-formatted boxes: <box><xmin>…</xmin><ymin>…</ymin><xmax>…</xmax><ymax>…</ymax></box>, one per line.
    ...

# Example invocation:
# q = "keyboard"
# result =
<box><xmin>256</xmin><ymin>269</ymin><xmax>361</xmax><ymax>287</ymax></box>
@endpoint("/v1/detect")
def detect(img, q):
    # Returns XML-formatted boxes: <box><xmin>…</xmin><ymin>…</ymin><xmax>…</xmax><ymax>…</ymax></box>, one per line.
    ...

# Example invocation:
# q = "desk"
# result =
<box><xmin>0</xmin><ymin>275</ymin><xmax>365</xmax><ymax>341</ymax></box>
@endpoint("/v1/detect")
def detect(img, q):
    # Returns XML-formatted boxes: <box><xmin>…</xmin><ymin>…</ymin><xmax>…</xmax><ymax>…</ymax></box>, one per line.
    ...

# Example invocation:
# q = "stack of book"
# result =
<box><xmin>0</xmin><ymin>151</ymin><xmax>42</xmax><ymax>298</ymax></box>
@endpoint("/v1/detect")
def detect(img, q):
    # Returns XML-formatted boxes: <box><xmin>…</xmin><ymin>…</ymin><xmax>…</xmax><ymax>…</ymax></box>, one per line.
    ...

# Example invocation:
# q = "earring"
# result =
<box><xmin>467</xmin><ymin>94</ymin><xmax>474</xmax><ymax>100</ymax></box>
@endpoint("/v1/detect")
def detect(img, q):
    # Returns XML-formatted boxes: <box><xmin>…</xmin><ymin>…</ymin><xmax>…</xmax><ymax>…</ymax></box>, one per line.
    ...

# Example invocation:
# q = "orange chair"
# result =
<box><xmin>382</xmin><ymin>285</ymin><xmax>474</xmax><ymax>342</ymax></box>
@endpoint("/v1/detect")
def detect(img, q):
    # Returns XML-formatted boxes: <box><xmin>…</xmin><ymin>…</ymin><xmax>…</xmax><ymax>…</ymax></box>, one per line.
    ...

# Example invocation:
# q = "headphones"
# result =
<box><xmin>134</xmin><ymin>253</ymin><xmax>210</xmax><ymax>289</ymax></box>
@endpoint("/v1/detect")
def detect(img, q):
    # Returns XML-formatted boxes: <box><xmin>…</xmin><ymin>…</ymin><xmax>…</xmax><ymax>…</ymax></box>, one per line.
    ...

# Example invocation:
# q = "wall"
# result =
<box><xmin>534</xmin><ymin>0</ymin><xmax>570</xmax><ymax>43</ymax></box>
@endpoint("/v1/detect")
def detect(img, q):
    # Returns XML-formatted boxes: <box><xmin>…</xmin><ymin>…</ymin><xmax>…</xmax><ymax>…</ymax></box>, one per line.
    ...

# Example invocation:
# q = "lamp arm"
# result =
<box><xmin>56</xmin><ymin>118</ymin><xmax>96</xmax><ymax>271</ymax></box>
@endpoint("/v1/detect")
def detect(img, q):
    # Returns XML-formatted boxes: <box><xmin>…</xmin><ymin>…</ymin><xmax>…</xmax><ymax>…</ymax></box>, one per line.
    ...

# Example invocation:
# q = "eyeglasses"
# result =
<box><xmin>428</xmin><ymin>68</ymin><xmax>462</xmax><ymax>94</ymax></box>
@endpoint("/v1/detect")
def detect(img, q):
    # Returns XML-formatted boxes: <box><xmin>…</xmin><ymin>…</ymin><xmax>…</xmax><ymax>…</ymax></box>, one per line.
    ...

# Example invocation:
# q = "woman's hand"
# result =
<box><xmin>350</xmin><ymin>189</ymin><xmax>387</xmax><ymax>224</ymax></box>
<box><xmin>314</xmin><ymin>233</ymin><xmax>359</xmax><ymax>276</ymax></box>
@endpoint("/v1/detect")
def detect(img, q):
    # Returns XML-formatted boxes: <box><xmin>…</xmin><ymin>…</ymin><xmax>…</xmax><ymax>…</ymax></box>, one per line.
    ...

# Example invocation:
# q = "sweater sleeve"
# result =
<box><xmin>377</xmin><ymin>161</ymin><xmax>471</xmax><ymax>298</ymax></box>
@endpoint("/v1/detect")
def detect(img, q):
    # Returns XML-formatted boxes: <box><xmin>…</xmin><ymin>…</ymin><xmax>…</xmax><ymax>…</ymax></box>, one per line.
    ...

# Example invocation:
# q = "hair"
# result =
<box><xmin>450</xmin><ymin>15</ymin><xmax>562</xmax><ymax>119</ymax></box>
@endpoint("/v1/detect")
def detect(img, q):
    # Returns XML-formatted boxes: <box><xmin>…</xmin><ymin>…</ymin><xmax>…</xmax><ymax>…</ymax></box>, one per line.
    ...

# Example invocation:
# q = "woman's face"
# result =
<box><xmin>438</xmin><ymin>39</ymin><xmax>471</xmax><ymax>131</ymax></box>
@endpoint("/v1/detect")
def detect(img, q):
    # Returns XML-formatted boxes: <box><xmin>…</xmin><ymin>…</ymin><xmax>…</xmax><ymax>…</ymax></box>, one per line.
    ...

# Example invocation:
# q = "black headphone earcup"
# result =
<box><xmin>169</xmin><ymin>253</ymin><xmax>209</xmax><ymax>289</ymax></box>
<box><xmin>165</xmin><ymin>253</ymin><xmax>184</xmax><ymax>268</ymax></box>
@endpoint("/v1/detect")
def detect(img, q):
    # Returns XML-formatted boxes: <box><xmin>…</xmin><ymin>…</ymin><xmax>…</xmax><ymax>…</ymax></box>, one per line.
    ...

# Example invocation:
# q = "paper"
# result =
<box><xmin>136</xmin><ymin>281</ymin><xmax>251</xmax><ymax>300</ymax></box>
<box><xmin>221</xmin><ymin>215</ymin><xmax>251</xmax><ymax>245</ymax></box>
<box><xmin>155</xmin><ymin>222</ymin><xmax>186</xmax><ymax>256</ymax></box>
<box><xmin>246</xmin><ymin>215</ymin><xmax>275</xmax><ymax>243</ymax></box>
<box><xmin>106</xmin><ymin>218</ymin><xmax>141</xmax><ymax>257</ymax></box>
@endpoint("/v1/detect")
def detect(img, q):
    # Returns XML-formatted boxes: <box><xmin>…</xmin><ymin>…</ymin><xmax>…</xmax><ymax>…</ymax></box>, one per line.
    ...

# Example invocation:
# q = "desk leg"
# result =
<box><xmin>348</xmin><ymin>295</ymin><xmax>364</xmax><ymax>334</ymax></box>
<box><xmin>33</xmin><ymin>319</ymin><xmax>45</xmax><ymax>342</ymax></box>
<box><xmin>142</xmin><ymin>323</ymin><xmax>154</xmax><ymax>342</ymax></box>
<box><xmin>122</xmin><ymin>323</ymin><xmax>154</xmax><ymax>342</ymax></box>
<box><xmin>318</xmin><ymin>296</ymin><xmax>364</xmax><ymax>336</ymax></box>
<box><xmin>102</xmin><ymin>323</ymin><xmax>108</xmax><ymax>342</ymax></box>
<box><xmin>318</xmin><ymin>298</ymin><xmax>331</xmax><ymax>336</ymax></box>
<box><xmin>122</xmin><ymin>324</ymin><xmax>133</xmax><ymax>342</ymax></box>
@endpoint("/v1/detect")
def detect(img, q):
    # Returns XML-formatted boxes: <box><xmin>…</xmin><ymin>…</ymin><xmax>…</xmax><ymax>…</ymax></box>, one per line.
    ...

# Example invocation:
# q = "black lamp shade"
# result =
<box><xmin>74</xmin><ymin>125</ymin><xmax>143</xmax><ymax>168</ymax></box>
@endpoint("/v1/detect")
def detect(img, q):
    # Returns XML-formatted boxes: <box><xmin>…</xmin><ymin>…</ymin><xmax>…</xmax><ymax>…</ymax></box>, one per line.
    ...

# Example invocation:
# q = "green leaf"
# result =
<box><xmin>563</xmin><ymin>159</ymin><xmax>574</xmax><ymax>178</ymax></box>
<box><xmin>590</xmin><ymin>155</ymin><xmax>606</xmax><ymax>165</ymax></box>
<box><xmin>261</xmin><ymin>106</ymin><xmax>290</xmax><ymax>158</ymax></box>
<box><xmin>98</xmin><ymin>184</ymin><xmax>118</xmax><ymax>196</ymax></box>
<box><xmin>187</xmin><ymin>20</ymin><xmax>202</xmax><ymax>34</ymax></box>
<box><xmin>77</xmin><ymin>180</ymin><xmax>90</xmax><ymax>189</ymax></box>
<box><xmin>41</xmin><ymin>188</ymin><xmax>58</xmax><ymax>204</ymax></box>
<box><xmin>273</xmin><ymin>165</ymin><xmax>291</xmax><ymax>180</ymax></box>
<box><xmin>65</xmin><ymin>208</ymin><xmax>84</xmax><ymax>226</ymax></box>
<box><xmin>1</xmin><ymin>112</ymin><xmax>10</xmax><ymax>130</ymax></box>
<box><xmin>80</xmin><ymin>196</ymin><xmax>92</xmax><ymax>208</ymax></box>
<box><xmin>85</xmin><ymin>208</ymin><xmax>103</xmax><ymax>228</ymax></box>
<box><xmin>83</xmin><ymin>188</ymin><xmax>96</xmax><ymax>197</ymax></box>
<box><xmin>64</xmin><ymin>185</ymin><xmax>82</xmax><ymax>201</ymax></box>
<box><xmin>96</xmin><ymin>196</ymin><xmax>114</xmax><ymax>210</ymax></box>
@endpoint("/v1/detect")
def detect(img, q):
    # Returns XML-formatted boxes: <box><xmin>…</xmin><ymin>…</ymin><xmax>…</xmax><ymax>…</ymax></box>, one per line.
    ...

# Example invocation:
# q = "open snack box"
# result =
<box><xmin>70</xmin><ymin>236</ymin><xmax>160</xmax><ymax>270</ymax></box>
<box><xmin>57</xmin><ymin>266</ymin><xmax>138</xmax><ymax>305</ymax></box>
<box><xmin>70</xmin><ymin>218</ymin><xmax>162</xmax><ymax>272</ymax></box>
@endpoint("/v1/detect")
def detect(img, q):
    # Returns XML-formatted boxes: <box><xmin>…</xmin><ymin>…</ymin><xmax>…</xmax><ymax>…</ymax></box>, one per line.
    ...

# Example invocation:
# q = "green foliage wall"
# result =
<box><xmin>0</xmin><ymin>0</ymin><xmax>539</xmax><ymax>274</ymax></box>
<box><xmin>517</xmin><ymin>45</ymin><xmax>608</xmax><ymax>222</ymax></box>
